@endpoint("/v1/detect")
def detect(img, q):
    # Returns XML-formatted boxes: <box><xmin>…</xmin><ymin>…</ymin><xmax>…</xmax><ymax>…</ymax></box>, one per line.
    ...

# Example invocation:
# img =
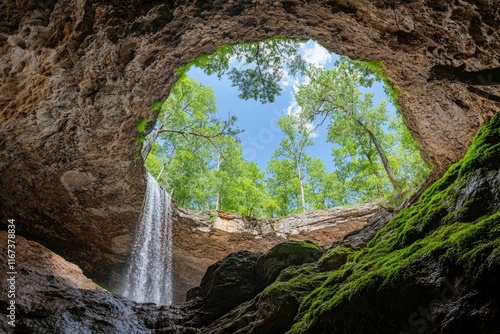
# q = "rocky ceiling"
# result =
<box><xmin>0</xmin><ymin>0</ymin><xmax>498</xmax><ymax>287</ymax></box>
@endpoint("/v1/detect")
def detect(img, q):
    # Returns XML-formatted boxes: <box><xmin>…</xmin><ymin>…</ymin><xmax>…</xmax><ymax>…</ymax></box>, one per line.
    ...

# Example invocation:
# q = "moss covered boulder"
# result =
<box><xmin>287</xmin><ymin>113</ymin><xmax>500</xmax><ymax>333</ymax></box>
<box><xmin>202</xmin><ymin>208</ymin><xmax>393</xmax><ymax>333</ymax></box>
<box><xmin>255</xmin><ymin>241</ymin><xmax>323</xmax><ymax>285</ymax></box>
<box><xmin>186</xmin><ymin>250</ymin><xmax>263</xmax><ymax>325</ymax></box>
<box><xmin>315</xmin><ymin>244</ymin><xmax>356</xmax><ymax>271</ymax></box>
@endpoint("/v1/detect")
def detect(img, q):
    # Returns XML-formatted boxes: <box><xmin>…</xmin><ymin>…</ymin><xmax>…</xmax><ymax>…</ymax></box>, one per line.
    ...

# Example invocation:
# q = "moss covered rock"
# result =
<box><xmin>315</xmin><ymin>243</ymin><xmax>356</xmax><ymax>271</ymax></box>
<box><xmin>203</xmin><ymin>209</ymin><xmax>393</xmax><ymax>333</ymax></box>
<box><xmin>287</xmin><ymin>113</ymin><xmax>500</xmax><ymax>333</ymax></box>
<box><xmin>187</xmin><ymin>250</ymin><xmax>263</xmax><ymax>325</ymax></box>
<box><xmin>255</xmin><ymin>241</ymin><xmax>323</xmax><ymax>285</ymax></box>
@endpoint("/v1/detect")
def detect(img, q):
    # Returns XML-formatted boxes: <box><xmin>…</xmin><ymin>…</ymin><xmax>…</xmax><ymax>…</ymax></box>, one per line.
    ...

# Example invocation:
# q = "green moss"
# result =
<box><xmin>315</xmin><ymin>244</ymin><xmax>356</xmax><ymax>271</ymax></box>
<box><xmin>136</xmin><ymin>117</ymin><xmax>149</xmax><ymax>133</ymax></box>
<box><xmin>276</xmin><ymin>240</ymin><xmax>322</xmax><ymax>252</ymax></box>
<box><xmin>287</xmin><ymin>113</ymin><xmax>500</xmax><ymax>333</ymax></box>
<box><xmin>257</xmin><ymin>241</ymin><xmax>323</xmax><ymax>285</ymax></box>
<box><xmin>135</xmin><ymin>117</ymin><xmax>152</xmax><ymax>146</ymax></box>
<box><xmin>261</xmin><ymin>264</ymin><xmax>329</xmax><ymax>303</ymax></box>
<box><xmin>91</xmin><ymin>278</ymin><xmax>111</xmax><ymax>291</ymax></box>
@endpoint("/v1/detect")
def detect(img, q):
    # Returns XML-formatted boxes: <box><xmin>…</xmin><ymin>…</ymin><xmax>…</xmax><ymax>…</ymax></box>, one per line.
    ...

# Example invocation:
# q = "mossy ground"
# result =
<box><xmin>285</xmin><ymin>113</ymin><xmax>500</xmax><ymax>333</ymax></box>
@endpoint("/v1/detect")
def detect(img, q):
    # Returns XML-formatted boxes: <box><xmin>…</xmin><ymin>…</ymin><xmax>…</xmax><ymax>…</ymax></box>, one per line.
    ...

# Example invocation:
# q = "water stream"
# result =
<box><xmin>121</xmin><ymin>172</ymin><xmax>173</xmax><ymax>305</ymax></box>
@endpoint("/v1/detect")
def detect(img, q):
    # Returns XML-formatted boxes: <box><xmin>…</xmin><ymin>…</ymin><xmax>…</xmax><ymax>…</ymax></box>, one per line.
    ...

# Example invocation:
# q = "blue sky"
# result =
<box><xmin>187</xmin><ymin>40</ymin><xmax>395</xmax><ymax>173</ymax></box>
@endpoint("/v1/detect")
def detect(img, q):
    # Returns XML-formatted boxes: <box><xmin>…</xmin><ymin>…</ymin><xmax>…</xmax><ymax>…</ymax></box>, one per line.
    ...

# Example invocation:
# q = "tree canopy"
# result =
<box><xmin>142</xmin><ymin>40</ymin><xmax>429</xmax><ymax>217</ymax></box>
<box><xmin>183</xmin><ymin>38</ymin><xmax>307</xmax><ymax>103</ymax></box>
<box><xmin>295</xmin><ymin>57</ymin><xmax>429</xmax><ymax>203</ymax></box>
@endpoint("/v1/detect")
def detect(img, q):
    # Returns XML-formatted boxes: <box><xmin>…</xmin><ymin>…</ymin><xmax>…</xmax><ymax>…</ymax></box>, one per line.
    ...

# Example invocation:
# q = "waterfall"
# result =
<box><xmin>121</xmin><ymin>172</ymin><xmax>173</xmax><ymax>305</ymax></box>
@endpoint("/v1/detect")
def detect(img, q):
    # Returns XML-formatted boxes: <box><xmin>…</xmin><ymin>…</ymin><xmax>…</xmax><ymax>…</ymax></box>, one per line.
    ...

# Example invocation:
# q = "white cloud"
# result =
<box><xmin>286</xmin><ymin>99</ymin><xmax>302</xmax><ymax>115</ymax></box>
<box><xmin>285</xmin><ymin>100</ymin><xmax>319</xmax><ymax>139</ymax></box>
<box><xmin>301</xmin><ymin>42</ymin><xmax>332</xmax><ymax>68</ymax></box>
<box><xmin>305</xmin><ymin>122</ymin><xmax>319</xmax><ymax>138</ymax></box>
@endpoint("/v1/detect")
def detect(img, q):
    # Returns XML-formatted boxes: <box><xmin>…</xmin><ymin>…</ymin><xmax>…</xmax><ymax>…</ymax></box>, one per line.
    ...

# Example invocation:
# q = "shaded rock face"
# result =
<box><xmin>0</xmin><ymin>231</ymin><xmax>101</xmax><ymax>296</ymax></box>
<box><xmin>184</xmin><ymin>241</ymin><xmax>327</xmax><ymax>329</ymax></box>
<box><xmin>255</xmin><ymin>241</ymin><xmax>322</xmax><ymax>285</ymax></box>
<box><xmin>201</xmin><ymin>208</ymin><xmax>394</xmax><ymax>334</ymax></box>
<box><xmin>0</xmin><ymin>231</ymin><xmax>197</xmax><ymax>333</ymax></box>
<box><xmin>0</xmin><ymin>208</ymin><xmax>389</xmax><ymax>334</ymax></box>
<box><xmin>186</xmin><ymin>250</ymin><xmax>263</xmax><ymax>325</ymax></box>
<box><xmin>0</xmin><ymin>0</ymin><xmax>499</xmax><ymax>292</ymax></box>
<box><xmin>171</xmin><ymin>203</ymin><xmax>376</xmax><ymax>303</ymax></box>
<box><xmin>8</xmin><ymin>288</ymin><xmax>202</xmax><ymax>334</ymax></box>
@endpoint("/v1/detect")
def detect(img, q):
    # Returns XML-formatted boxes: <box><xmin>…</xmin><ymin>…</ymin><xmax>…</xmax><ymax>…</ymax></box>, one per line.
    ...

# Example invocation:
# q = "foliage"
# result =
<box><xmin>295</xmin><ymin>57</ymin><xmax>429</xmax><ymax>207</ymax></box>
<box><xmin>179</xmin><ymin>37</ymin><xmax>307</xmax><ymax>103</ymax></box>
<box><xmin>145</xmin><ymin>75</ymin><xmax>274</xmax><ymax>216</ymax></box>
<box><xmin>266</xmin><ymin>114</ymin><xmax>342</xmax><ymax>216</ymax></box>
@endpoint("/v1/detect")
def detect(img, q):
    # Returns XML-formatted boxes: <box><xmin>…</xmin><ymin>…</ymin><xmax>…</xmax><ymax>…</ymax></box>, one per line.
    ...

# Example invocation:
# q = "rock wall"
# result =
<box><xmin>171</xmin><ymin>203</ymin><xmax>377</xmax><ymax>303</ymax></box>
<box><xmin>5</xmin><ymin>105</ymin><xmax>500</xmax><ymax>334</ymax></box>
<box><xmin>0</xmin><ymin>230</ymin><xmax>103</xmax><ymax>333</ymax></box>
<box><xmin>0</xmin><ymin>0</ymin><xmax>499</xmax><ymax>287</ymax></box>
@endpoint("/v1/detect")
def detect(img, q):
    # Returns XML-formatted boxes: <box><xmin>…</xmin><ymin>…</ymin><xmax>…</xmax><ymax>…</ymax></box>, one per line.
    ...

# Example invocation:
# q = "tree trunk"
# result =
<box><xmin>355</xmin><ymin>118</ymin><xmax>400</xmax><ymax>192</ymax></box>
<box><xmin>156</xmin><ymin>163</ymin><xmax>166</xmax><ymax>180</ymax></box>
<box><xmin>141</xmin><ymin>122</ymin><xmax>164</xmax><ymax>161</ymax></box>
<box><xmin>296</xmin><ymin>160</ymin><xmax>307</xmax><ymax>212</ymax></box>
<box><xmin>215</xmin><ymin>153</ymin><xmax>221</xmax><ymax>211</ymax></box>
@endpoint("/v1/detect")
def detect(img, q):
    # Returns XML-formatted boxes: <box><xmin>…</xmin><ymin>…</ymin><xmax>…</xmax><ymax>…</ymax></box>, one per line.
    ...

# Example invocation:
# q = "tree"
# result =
<box><xmin>190</xmin><ymin>37</ymin><xmax>307</xmax><ymax>103</ymax></box>
<box><xmin>304</xmin><ymin>156</ymin><xmax>343</xmax><ymax>209</ymax></box>
<box><xmin>144</xmin><ymin>75</ymin><xmax>274</xmax><ymax>216</ymax></box>
<box><xmin>271</xmin><ymin>114</ymin><xmax>314</xmax><ymax>212</ymax></box>
<box><xmin>266</xmin><ymin>158</ymin><xmax>300</xmax><ymax>216</ymax></box>
<box><xmin>295</xmin><ymin>57</ymin><xmax>428</xmax><ymax>204</ymax></box>
<box><xmin>296</xmin><ymin>60</ymin><xmax>400</xmax><ymax>194</ymax></box>
<box><xmin>141</xmin><ymin>74</ymin><xmax>239</xmax><ymax>161</ymax></box>
<box><xmin>209</xmin><ymin>136</ymin><xmax>272</xmax><ymax>216</ymax></box>
<box><xmin>266</xmin><ymin>114</ymin><xmax>342</xmax><ymax>215</ymax></box>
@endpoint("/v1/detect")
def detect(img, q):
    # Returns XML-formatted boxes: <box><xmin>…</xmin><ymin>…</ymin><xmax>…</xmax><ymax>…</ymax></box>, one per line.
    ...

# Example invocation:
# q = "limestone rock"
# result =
<box><xmin>0</xmin><ymin>0</ymin><xmax>499</xmax><ymax>290</ymax></box>
<box><xmin>171</xmin><ymin>203</ymin><xmax>377</xmax><ymax>303</ymax></box>
<box><xmin>0</xmin><ymin>230</ymin><xmax>101</xmax><ymax>298</ymax></box>
<box><xmin>186</xmin><ymin>250</ymin><xmax>262</xmax><ymax>325</ymax></box>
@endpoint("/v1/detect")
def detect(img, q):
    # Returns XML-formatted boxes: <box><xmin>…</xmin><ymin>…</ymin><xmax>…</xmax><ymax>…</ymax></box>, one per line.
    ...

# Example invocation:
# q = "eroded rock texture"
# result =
<box><xmin>172</xmin><ymin>203</ymin><xmax>377</xmax><ymax>303</ymax></box>
<box><xmin>1</xmin><ymin>0</ymin><xmax>499</xmax><ymax>288</ymax></box>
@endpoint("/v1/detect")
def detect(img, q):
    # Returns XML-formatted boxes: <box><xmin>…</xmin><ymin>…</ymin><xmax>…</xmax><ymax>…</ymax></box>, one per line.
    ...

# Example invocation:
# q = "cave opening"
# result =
<box><xmin>139</xmin><ymin>37</ymin><xmax>430</xmax><ymax>219</ymax></box>
<box><xmin>2</xmin><ymin>0</ymin><xmax>500</xmax><ymax>330</ymax></box>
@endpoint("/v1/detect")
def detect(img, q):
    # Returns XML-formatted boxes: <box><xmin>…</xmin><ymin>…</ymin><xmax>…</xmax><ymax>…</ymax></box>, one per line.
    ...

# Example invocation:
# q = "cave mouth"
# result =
<box><xmin>2</xmin><ymin>0</ymin><xmax>499</xmax><ymax>329</ymax></box>
<box><xmin>139</xmin><ymin>37</ymin><xmax>430</xmax><ymax>218</ymax></box>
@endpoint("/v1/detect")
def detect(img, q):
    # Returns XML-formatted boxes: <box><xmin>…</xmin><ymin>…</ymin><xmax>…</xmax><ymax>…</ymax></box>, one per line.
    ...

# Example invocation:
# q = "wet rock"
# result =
<box><xmin>255</xmin><ymin>241</ymin><xmax>322</xmax><ymax>285</ymax></box>
<box><xmin>186</xmin><ymin>250</ymin><xmax>262</xmax><ymax>325</ymax></box>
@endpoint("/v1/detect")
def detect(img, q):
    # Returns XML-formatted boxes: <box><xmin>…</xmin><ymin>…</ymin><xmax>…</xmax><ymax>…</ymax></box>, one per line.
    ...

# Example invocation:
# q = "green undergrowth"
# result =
<box><xmin>286</xmin><ymin>113</ymin><xmax>500</xmax><ymax>333</ymax></box>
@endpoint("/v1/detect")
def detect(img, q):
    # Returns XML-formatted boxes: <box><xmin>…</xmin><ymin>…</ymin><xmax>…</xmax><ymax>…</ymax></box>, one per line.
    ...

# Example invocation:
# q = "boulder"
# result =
<box><xmin>255</xmin><ymin>241</ymin><xmax>323</xmax><ymax>285</ymax></box>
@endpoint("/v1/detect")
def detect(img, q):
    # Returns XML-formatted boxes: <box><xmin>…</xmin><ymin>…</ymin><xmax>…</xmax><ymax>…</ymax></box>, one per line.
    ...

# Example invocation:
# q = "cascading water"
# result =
<box><xmin>121</xmin><ymin>172</ymin><xmax>173</xmax><ymax>305</ymax></box>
